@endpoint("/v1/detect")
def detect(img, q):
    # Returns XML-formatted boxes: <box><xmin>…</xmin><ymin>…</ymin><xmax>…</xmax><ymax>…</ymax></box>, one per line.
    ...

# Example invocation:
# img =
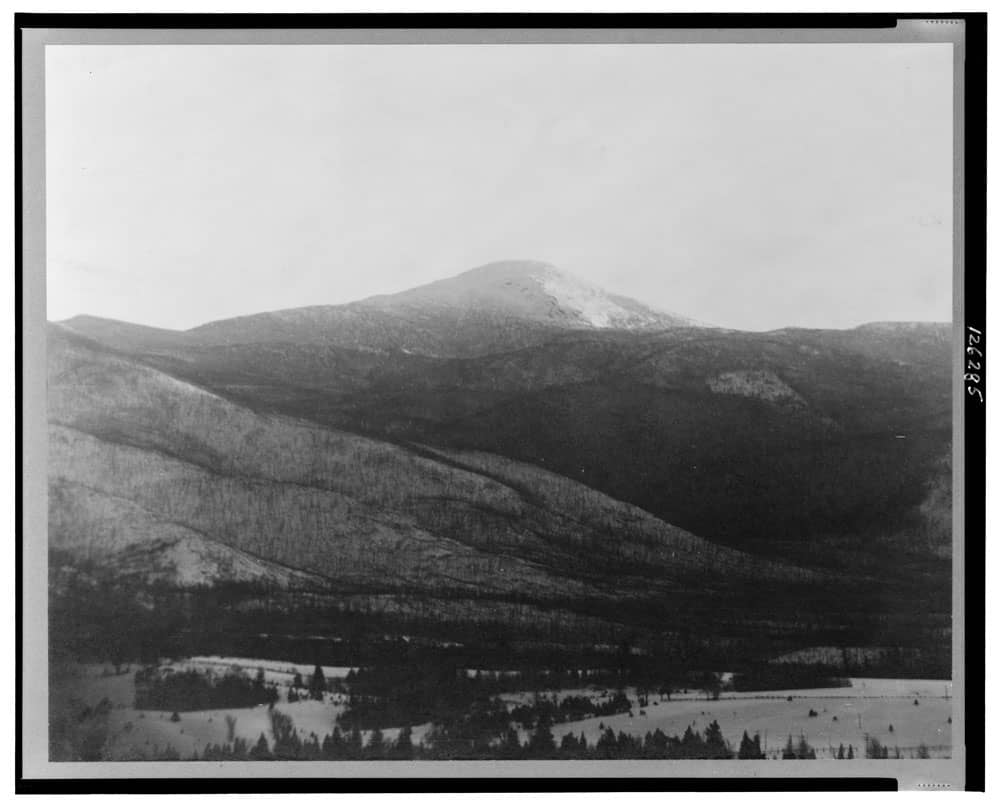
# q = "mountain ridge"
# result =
<box><xmin>58</xmin><ymin>259</ymin><xmax>949</xmax><ymax>357</ymax></box>
<box><xmin>48</xmin><ymin>325</ymin><xmax>856</xmax><ymax>655</ymax></box>
<box><xmin>46</xmin><ymin>258</ymin><xmax>952</xmax><ymax>665</ymax></box>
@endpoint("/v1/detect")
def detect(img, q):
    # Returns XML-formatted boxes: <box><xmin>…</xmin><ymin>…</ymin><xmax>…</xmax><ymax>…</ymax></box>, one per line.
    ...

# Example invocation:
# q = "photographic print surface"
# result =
<box><xmin>20</xmin><ymin>19</ymin><xmax>969</xmax><ymax>788</ymax></box>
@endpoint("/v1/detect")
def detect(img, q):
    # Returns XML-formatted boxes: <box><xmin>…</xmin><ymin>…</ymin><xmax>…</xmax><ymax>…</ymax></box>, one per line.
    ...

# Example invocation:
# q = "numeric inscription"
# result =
<box><xmin>966</xmin><ymin>326</ymin><xmax>984</xmax><ymax>402</ymax></box>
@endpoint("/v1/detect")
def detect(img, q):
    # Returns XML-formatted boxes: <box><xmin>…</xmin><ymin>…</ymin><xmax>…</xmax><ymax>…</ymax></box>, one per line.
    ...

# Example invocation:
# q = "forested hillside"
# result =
<box><xmin>51</xmin><ymin>326</ymin><xmax>864</xmax><ymax>655</ymax></box>
<box><xmin>48</xmin><ymin>263</ymin><xmax>952</xmax><ymax>673</ymax></box>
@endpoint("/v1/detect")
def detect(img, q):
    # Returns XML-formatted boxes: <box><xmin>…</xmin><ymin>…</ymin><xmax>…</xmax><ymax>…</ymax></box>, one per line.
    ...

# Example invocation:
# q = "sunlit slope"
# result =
<box><xmin>115</xmin><ymin>324</ymin><xmax>949</xmax><ymax>565</ymax></box>
<box><xmin>48</xmin><ymin>326</ymin><xmax>814</xmax><ymax>611</ymax></box>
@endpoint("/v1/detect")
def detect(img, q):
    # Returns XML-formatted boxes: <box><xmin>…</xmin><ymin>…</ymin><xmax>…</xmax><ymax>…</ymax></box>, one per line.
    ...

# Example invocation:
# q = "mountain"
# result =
<box><xmin>48</xmin><ymin>261</ymin><xmax>952</xmax><ymax>669</ymax></box>
<box><xmin>49</xmin><ymin>324</ymin><xmax>845</xmax><ymax>657</ymax></box>
<box><xmin>356</xmin><ymin>260</ymin><xmax>696</xmax><ymax>330</ymax></box>
<box><xmin>120</xmin><ymin>323</ymin><xmax>950</xmax><ymax>564</ymax></box>
<box><xmin>60</xmin><ymin>261</ymin><xmax>696</xmax><ymax>358</ymax></box>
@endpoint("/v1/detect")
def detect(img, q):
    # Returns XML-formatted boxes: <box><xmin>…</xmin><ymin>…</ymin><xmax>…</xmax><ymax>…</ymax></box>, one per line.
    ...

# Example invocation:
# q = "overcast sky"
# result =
<box><xmin>46</xmin><ymin>43</ymin><xmax>953</xmax><ymax>331</ymax></box>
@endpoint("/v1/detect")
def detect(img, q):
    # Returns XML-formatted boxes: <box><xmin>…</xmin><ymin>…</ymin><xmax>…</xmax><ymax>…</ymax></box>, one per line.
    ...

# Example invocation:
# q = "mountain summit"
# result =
<box><xmin>360</xmin><ymin>260</ymin><xmax>695</xmax><ymax>331</ymax></box>
<box><xmin>167</xmin><ymin>260</ymin><xmax>697</xmax><ymax>357</ymax></box>
<box><xmin>59</xmin><ymin>261</ymin><xmax>697</xmax><ymax>357</ymax></box>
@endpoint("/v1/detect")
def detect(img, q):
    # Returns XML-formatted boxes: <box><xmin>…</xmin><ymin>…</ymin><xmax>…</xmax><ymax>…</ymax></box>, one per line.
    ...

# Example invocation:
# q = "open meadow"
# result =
<box><xmin>52</xmin><ymin>660</ymin><xmax>951</xmax><ymax>761</ymax></box>
<box><xmin>544</xmin><ymin>678</ymin><xmax>951</xmax><ymax>759</ymax></box>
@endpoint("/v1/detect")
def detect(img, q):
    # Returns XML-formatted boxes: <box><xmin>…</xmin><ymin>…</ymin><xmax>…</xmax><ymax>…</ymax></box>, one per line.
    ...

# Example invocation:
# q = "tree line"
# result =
<box><xmin>195</xmin><ymin>709</ymin><xmax>742</xmax><ymax>761</ymax></box>
<box><xmin>134</xmin><ymin>667</ymin><xmax>280</xmax><ymax>711</ymax></box>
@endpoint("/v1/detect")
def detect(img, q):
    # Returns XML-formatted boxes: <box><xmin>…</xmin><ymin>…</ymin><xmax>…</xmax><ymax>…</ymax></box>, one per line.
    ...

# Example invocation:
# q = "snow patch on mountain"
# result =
<box><xmin>356</xmin><ymin>259</ymin><xmax>693</xmax><ymax>332</ymax></box>
<box><xmin>535</xmin><ymin>267</ymin><xmax>652</xmax><ymax>329</ymax></box>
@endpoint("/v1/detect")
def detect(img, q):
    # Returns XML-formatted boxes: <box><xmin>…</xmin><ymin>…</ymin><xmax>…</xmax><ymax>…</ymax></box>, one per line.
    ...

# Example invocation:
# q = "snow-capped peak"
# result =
<box><xmin>368</xmin><ymin>260</ymin><xmax>694</xmax><ymax>331</ymax></box>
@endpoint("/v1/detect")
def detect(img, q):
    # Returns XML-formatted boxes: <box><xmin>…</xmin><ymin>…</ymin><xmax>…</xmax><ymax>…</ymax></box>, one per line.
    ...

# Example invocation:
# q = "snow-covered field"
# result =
<box><xmin>545</xmin><ymin>682</ymin><xmax>952</xmax><ymax>759</ymax></box>
<box><xmin>53</xmin><ymin>663</ymin><xmax>429</xmax><ymax>760</ymax></box>
<box><xmin>56</xmin><ymin>662</ymin><xmax>952</xmax><ymax>761</ymax></box>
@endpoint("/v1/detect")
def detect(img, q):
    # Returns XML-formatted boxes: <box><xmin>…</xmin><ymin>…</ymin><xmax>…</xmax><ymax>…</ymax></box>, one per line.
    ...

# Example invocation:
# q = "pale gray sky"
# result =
<box><xmin>45</xmin><ymin>43</ymin><xmax>953</xmax><ymax>331</ymax></box>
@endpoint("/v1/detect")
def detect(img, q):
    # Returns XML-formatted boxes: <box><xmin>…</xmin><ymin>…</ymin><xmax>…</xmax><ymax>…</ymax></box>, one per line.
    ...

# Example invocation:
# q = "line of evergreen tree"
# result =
<box><xmin>287</xmin><ymin>664</ymin><xmax>331</xmax><ymax>703</ymax></box>
<box><xmin>730</xmin><ymin>663</ymin><xmax>851</xmax><ymax>692</ymax></box>
<box><xmin>864</xmin><ymin>736</ymin><xmax>892</xmax><ymax>759</ymax></box>
<box><xmin>133</xmin><ymin>666</ymin><xmax>279</xmax><ymax>711</ymax></box>
<box><xmin>508</xmin><ymin>691</ymin><xmax>632</xmax><ymax>729</ymax></box>
<box><xmin>781</xmin><ymin>733</ymin><xmax>817</xmax><ymax>760</ymax></box>
<box><xmin>193</xmin><ymin>713</ymin><xmax>737</xmax><ymax>761</ymax></box>
<box><xmin>736</xmin><ymin>730</ymin><xmax>765</xmax><ymax>759</ymax></box>
<box><xmin>834</xmin><ymin>743</ymin><xmax>856</xmax><ymax>759</ymax></box>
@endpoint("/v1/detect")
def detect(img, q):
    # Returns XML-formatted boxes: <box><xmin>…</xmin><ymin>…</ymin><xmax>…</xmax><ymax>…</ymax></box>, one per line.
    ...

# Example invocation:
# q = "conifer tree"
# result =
<box><xmin>348</xmin><ymin>725</ymin><xmax>364</xmax><ymax>760</ymax></box>
<box><xmin>597</xmin><ymin>727</ymin><xmax>618</xmax><ymax>759</ymax></box>
<box><xmin>325</xmin><ymin>726</ymin><xmax>345</xmax><ymax>760</ymax></box>
<box><xmin>737</xmin><ymin>730</ymin><xmax>764</xmax><ymax>759</ymax></box>
<box><xmin>249</xmin><ymin>732</ymin><xmax>271</xmax><ymax>760</ymax></box>
<box><xmin>498</xmin><ymin>726</ymin><xmax>522</xmax><ymax>760</ymax></box>
<box><xmin>527</xmin><ymin>712</ymin><xmax>557</xmax><ymax>758</ymax></box>
<box><xmin>394</xmin><ymin>725</ymin><xmax>414</xmax><ymax>760</ymax></box>
<box><xmin>309</xmin><ymin>664</ymin><xmax>327</xmax><ymax>701</ymax></box>
<box><xmin>366</xmin><ymin>728</ymin><xmax>385</xmax><ymax>759</ymax></box>
<box><xmin>704</xmin><ymin>720</ymin><xmax>730</xmax><ymax>758</ymax></box>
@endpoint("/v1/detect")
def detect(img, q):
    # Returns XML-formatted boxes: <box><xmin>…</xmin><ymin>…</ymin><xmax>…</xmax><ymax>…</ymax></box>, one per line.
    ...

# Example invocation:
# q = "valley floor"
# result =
<box><xmin>544</xmin><ymin>680</ymin><xmax>951</xmax><ymax>759</ymax></box>
<box><xmin>50</xmin><ymin>660</ymin><xmax>952</xmax><ymax>761</ymax></box>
